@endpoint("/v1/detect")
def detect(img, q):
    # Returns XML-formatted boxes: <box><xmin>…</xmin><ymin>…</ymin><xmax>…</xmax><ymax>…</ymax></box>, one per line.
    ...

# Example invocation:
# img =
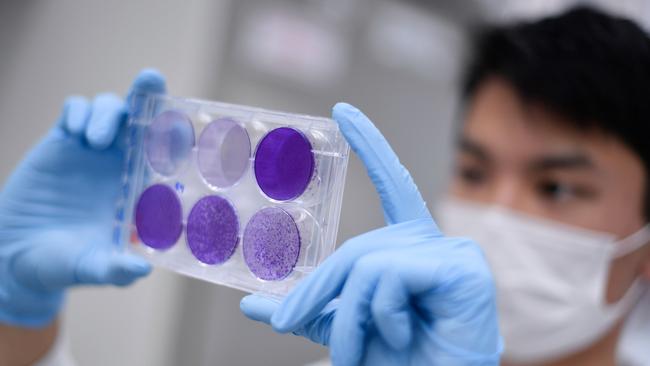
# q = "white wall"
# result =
<box><xmin>0</xmin><ymin>1</ymin><xmax>229</xmax><ymax>365</ymax></box>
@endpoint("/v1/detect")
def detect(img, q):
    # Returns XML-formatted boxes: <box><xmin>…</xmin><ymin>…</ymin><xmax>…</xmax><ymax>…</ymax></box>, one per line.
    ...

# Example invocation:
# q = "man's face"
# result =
<box><xmin>450</xmin><ymin>76</ymin><xmax>650</xmax><ymax>302</ymax></box>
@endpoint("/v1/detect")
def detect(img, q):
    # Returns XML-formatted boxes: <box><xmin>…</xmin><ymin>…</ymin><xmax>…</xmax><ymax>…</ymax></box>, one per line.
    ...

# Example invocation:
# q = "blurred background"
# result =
<box><xmin>0</xmin><ymin>1</ymin><xmax>648</xmax><ymax>365</ymax></box>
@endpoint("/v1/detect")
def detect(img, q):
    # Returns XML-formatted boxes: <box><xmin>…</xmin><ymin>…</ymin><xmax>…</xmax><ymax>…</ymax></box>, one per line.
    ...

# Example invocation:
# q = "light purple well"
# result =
<box><xmin>186</xmin><ymin>195</ymin><xmax>239</xmax><ymax>265</ymax></box>
<box><xmin>243</xmin><ymin>207</ymin><xmax>301</xmax><ymax>281</ymax></box>
<box><xmin>254</xmin><ymin>127</ymin><xmax>314</xmax><ymax>201</ymax></box>
<box><xmin>197</xmin><ymin>118</ymin><xmax>250</xmax><ymax>188</ymax></box>
<box><xmin>135</xmin><ymin>184</ymin><xmax>183</xmax><ymax>250</ymax></box>
<box><xmin>145</xmin><ymin>110</ymin><xmax>195</xmax><ymax>176</ymax></box>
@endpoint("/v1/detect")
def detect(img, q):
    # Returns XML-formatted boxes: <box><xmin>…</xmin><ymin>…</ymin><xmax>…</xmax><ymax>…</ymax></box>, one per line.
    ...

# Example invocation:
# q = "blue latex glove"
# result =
<box><xmin>241</xmin><ymin>103</ymin><xmax>502</xmax><ymax>365</ymax></box>
<box><xmin>0</xmin><ymin>69</ymin><xmax>165</xmax><ymax>327</ymax></box>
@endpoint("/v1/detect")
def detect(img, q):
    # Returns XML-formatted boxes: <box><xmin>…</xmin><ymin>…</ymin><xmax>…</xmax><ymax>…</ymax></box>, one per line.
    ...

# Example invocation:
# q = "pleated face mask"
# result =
<box><xmin>436</xmin><ymin>197</ymin><xmax>649</xmax><ymax>364</ymax></box>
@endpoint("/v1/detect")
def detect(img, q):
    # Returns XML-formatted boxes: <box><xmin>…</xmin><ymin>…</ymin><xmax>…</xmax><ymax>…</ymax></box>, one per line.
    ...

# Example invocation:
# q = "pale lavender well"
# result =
<box><xmin>186</xmin><ymin>195</ymin><xmax>239</xmax><ymax>265</ymax></box>
<box><xmin>135</xmin><ymin>184</ymin><xmax>183</xmax><ymax>250</ymax></box>
<box><xmin>197</xmin><ymin>118</ymin><xmax>250</xmax><ymax>188</ymax></box>
<box><xmin>243</xmin><ymin>207</ymin><xmax>300</xmax><ymax>281</ymax></box>
<box><xmin>145</xmin><ymin>110</ymin><xmax>195</xmax><ymax>176</ymax></box>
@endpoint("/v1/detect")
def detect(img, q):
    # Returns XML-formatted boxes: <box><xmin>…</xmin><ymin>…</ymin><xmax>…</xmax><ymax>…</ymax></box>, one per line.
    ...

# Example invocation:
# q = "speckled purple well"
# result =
<box><xmin>145</xmin><ymin>110</ymin><xmax>195</xmax><ymax>176</ymax></box>
<box><xmin>254</xmin><ymin>127</ymin><xmax>314</xmax><ymax>201</ymax></box>
<box><xmin>243</xmin><ymin>207</ymin><xmax>300</xmax><ymax>280</ymax></box>
<box><xmin>197</xmin><ymin>118</ymin><xmax>250</xmax><ymax>188</ymax></box>
<box><xmin>135</xmin><ymin>184</ymin><xmax>183</xmax><ymax>250</ymax></box>
<box><xmin>186</xmin><ymin>195</ymin><xmax>239</xmax><ymax>265</ymax></box>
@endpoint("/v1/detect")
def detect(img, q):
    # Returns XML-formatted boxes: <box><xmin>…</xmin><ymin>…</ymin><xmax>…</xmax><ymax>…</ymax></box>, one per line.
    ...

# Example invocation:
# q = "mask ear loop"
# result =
<box><xmin>606</xmin><ymin>224</ymin><xmax>650</xmax><ymax>311</ymax></box>
<box><xmin>614</xmin><ymin>225</ymin><xmax>650</xmax><ymax>258</ymax></box>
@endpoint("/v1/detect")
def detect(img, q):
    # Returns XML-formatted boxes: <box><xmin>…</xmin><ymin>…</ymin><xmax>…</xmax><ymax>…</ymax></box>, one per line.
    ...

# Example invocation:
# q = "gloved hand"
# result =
<box><xmin>241</xmin><ymin>103</ymin><xmax>502</xmax><ymax>365</ymax></box>
<box><xmin>0</xmin><ymin>69</ymin><xmax>166</xmax><ymax>327</ymax></box>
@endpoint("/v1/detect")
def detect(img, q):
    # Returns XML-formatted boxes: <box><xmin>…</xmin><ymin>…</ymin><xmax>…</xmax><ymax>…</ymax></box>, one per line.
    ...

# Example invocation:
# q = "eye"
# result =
<box><xmin>457</xmin><ymin>165</ymin><xmax>487</xmax><ymax>185</ymax></box>
<box><xmin>536</xmin><ymin>179</ymin><xmax>595</xmax><ymax>202</ymax></box>
<box><xmin>537</xmin><ymin>180</ymin><xmax>569</xmax><ymax>200</ymax></box>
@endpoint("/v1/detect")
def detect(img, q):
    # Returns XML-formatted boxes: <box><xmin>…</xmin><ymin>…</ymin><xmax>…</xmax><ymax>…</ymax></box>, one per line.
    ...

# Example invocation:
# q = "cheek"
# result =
<box><xmin>544</xmin><ymin>174</ymin><xmax>646</xmax><ymax>234</ymax></box>
<box><xmin>586</xmin><ymin>139</ymin><xmax>647</xmax><ymax>235</ymax></box>
<box><xmin>448</xmin><ymin>179</ymin><xmax>472</xmax><ymax>202</ymax></box>
<box><xmin>588</xmin><ymin>177</ymin><xmax>646</xmax><ymax>235</ymax></box>
<box><xmin>449</xmin><ymin>175</ymin><xmax>467</xmax><ymax>196</ymax></box>
<box><xmin>545</xmin><ymin>198</ymin><xmax>614</xmax><ymax>231</ymax></box>
<box><xmin>601</xmin><ymin>163</ymin><xmax>650</xmax><ymax>301</ymax></box>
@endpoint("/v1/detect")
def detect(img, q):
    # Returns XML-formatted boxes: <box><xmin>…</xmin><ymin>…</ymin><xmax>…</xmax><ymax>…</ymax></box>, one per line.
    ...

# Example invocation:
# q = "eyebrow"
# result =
<box><xmin>458</xmin><ymin>136</ymin><xmax>595</xmax><ymax>171</ymax></box>
<box><xmin>530</xmin><ymin>153</ymin><xmax>594</xmax><ymax>171</ymax></box>
<box><xmin>458</xmin><ymin>138</ymin><xmax>490</xmax><ymax>162</ymax></box>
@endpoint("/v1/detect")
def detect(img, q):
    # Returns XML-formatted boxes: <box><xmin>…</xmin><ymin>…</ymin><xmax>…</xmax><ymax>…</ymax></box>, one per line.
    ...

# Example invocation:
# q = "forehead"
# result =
<box><xmin>461</xmin><ymin>77</ymin><xmax>640</xmax><ymax>170</ymax></box>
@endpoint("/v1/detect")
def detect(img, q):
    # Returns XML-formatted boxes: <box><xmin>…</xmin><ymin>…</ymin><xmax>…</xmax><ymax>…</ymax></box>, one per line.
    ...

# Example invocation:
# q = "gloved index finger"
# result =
<box><xmin>332</xmin><ymin>103</ymin><xmax>432</xmax><ymax>225</ymax></box>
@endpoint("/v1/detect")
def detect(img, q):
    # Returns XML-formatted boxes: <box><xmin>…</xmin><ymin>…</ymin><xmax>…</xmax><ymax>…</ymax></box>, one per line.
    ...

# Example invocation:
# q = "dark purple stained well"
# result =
<box><xmin>254</xmin><ymin>127</ymin><xmax>314</xmax><ymax>201</ymax></box>
<box><xmin>135</xmin><ymin>184</ymin><xmax>183</xmax><ymax>250</ymax></box>
<box><xmin>186</xmin><ymin>195</ymin><xmax>239</xmax><ymax>265</ymax></box>
<box><xmin>243</xmin><ymin>207</ymin><xmax>300</xmax><ymax>281</ymax></box>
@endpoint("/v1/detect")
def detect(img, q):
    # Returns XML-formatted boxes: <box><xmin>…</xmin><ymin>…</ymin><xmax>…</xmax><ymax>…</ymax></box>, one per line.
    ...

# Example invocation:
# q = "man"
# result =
<box><xmin>1</xmin><ymin>5</ymin><xmax>648</xmax><ymax>366</ymax></box>
<box><xmin>441</xmin><ymin>7</ymin><xmax>650</xmax><ymax>364</ymax></box>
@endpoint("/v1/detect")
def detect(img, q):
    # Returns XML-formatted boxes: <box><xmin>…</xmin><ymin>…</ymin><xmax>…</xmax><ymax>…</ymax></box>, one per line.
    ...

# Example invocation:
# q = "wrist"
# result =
<box><xmin>0</xmin><ymin>318</ymin><xmax>59</xmax><ymax>366</ymax></box>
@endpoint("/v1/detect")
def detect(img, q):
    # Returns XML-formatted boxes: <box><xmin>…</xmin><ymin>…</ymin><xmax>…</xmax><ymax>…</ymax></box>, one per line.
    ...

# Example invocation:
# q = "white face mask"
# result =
<box><xmin>436</xmin><ymin>197</ymin><xmax>649</xmax><ymax>364</ymax></box>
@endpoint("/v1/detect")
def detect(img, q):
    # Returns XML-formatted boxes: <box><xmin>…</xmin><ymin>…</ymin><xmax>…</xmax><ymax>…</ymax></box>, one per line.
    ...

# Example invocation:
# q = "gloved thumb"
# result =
<box><xmin>75</xmin><ymin>251</ymin><xmax>152</xmax><ymax>286</ymax></box>
<box><xmin>241</xmin><ymin>294</ymin><xmax>336</xmax><ymax>346</ymax></box>
<box><xmin>13</xmin><ymin>239</ymin><xmax>151</xmax><ymax>291</ymax></box>
<box><xmin>240</xmin><ymin>294</ymin><xmax>279</xmax><ymax>324</ymax></box>
<box><xmin>126</xmin><ymin>68</ymin><xmax>167</xmax><ymax>119</ymax></box>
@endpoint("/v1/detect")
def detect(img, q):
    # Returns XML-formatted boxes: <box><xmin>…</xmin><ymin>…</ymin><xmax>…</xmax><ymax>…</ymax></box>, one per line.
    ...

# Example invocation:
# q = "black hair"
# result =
<box><xmin>463</xmin><ymin>6</ymin><xmax>650</xmax><ymax>219</ymax></box>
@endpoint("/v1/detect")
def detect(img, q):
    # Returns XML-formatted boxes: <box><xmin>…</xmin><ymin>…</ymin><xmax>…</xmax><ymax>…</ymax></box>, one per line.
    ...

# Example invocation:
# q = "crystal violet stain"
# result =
<box><xmin>254</xmin><ymin>127</ymin><xmax>314</xmax><ymax>201</ymax></box>
<box><xmin>135</xmin><ymin>184</ymin><xmax>183</xmax><ymax>250</ymax></box>
<box><xmin>243</xmin><ymin>207</ymin><xmax>300</xmax><ymax>280</ymax></box>
<box><xmin>186</xmin><ymin>195</ymin><xmax>239</xmax><ymax>265</ymax></box>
